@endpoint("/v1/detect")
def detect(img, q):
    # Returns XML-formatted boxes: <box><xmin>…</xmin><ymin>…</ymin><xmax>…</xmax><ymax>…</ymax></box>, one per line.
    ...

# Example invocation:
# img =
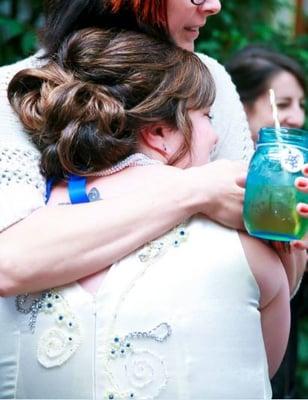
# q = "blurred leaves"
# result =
<box><xmin>196</xmin><ymin>0</ymin><xmax>308</xmax><ymax>130</ymax></box>
<box><xmin>0</xmin><ymin>0</ymin><xmax>42</xmax><ymax>65</ymax></box>
<box><xmin>297</xmin><ymin>284</ymin><xmax>308</xmax><ymax>397</ymax></box>
<box><xmin>196</xmin><ymin>0</ymin><xmax>304</xmax><ymax>61</ymax></box>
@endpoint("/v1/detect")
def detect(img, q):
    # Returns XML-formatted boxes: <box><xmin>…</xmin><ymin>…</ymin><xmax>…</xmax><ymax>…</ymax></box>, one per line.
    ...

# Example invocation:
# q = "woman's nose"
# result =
<box><xmin>198</xmin><ymin>0</ymin><xmax>221</xmax><ymax>16</ymax></box>
<box><xmin>282</xmin><ymin>104</ymin><xmax>305</xmax><ymax>129</ymax></box>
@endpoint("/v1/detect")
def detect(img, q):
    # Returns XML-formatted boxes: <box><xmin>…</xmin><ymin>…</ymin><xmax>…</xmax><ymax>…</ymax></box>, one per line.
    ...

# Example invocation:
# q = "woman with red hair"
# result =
<box><xmin>0</xmin><ymin>1</ymin><xmax>306</xmax><ymax>300</ymax></box>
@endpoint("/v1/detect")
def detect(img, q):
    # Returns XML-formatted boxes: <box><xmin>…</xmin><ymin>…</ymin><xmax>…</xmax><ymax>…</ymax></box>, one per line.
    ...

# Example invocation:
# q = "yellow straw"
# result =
<box><xmin>269</xmin><ymin>88</ymin><xmax>281</xmax><ymax>130</ymax></box>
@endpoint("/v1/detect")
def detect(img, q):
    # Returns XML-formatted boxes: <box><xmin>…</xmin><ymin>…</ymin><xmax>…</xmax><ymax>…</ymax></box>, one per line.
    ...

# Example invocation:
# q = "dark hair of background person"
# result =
<box><xmin>8</xmin><ymin>28</ymin><xmax>215</xmax><ymax>180</ymax></box>
<box><xmin>41</xmin><ymin>0</ymin><xmax>170</xmax><ymax>58</ymax></box>
<box><xmin>225</xmin><ymin>45</ymin><xmax>306</xmax><ymax>108</ymax></box>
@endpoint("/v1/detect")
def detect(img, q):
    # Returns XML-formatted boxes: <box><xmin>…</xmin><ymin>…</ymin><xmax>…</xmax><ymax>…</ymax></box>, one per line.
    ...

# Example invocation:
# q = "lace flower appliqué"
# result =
<box><xmin>16</xmin><ymin>290</ymin><xmax>82</xmax><ymax>368</ymax></box>
<box><xmin>104</xmin><ymin>322</ymin><xmax>172</xmax><ymax>400</ymax></box>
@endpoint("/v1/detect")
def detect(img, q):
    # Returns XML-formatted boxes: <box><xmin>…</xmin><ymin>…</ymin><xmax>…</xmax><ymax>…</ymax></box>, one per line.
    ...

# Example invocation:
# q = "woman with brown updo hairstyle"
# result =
<box><xmin>0</xmin><ymin>0</ymin><xmax>306</xmax><ymax>304</ymax></box>
<box><xmin>0</xmin><ymin>27</ymin><xmax>291</xmax><ymax>399</ymax></box>
<box><xmin>0</xmin><ymin>0</ymin><xmax>253</xmax><ymax>298</ymax></box>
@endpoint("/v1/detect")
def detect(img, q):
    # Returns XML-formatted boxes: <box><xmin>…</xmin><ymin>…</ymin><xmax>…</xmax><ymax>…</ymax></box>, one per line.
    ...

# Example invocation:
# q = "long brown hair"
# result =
<box><xmin>8</xmin><ymin>28</ymin><xmax>215</xmax><ymax>179</ymax></box>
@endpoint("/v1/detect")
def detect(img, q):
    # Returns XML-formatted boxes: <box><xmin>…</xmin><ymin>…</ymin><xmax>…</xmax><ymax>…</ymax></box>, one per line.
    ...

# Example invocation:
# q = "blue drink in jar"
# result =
<box><xmin>243</xmin><ymin>127</ymin><xmax>308</xmax><ymax>241</ymax></box>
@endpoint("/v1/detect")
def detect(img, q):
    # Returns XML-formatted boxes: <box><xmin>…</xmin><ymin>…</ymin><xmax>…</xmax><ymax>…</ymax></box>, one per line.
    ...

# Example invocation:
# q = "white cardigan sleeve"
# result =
<box><xmin>0</xmin><ymin>55</ymin><xmax>46</xmax><ymax>232</ymax></box>
<box><xmin>196</xmin><ymin>53</ymin><xmax>254</xmax><ymax>162</ymax></box>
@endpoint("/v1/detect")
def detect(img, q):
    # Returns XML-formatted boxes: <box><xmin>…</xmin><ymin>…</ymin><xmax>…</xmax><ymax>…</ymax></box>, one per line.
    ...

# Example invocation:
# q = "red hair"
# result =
<box><xmin>110</xmin><ymin>0</ymin><xmax>168</xmax><ymax>32</ymax></box>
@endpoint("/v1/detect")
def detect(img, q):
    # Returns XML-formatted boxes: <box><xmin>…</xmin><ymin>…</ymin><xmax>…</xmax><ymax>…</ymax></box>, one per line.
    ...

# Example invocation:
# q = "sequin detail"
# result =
<box><xmin>104</xmin><ymin>323</ymin><xmax>171</xmax><ymax>400</ymax></box>
<box><xmin>16</xmin><ymin>292</ymin><xmax>46</xmax><ymax>332</ymax></box>
<box><xmin>138</xmin><ymin>224</ymin><xmax>188</xmax><ymax>262</ymax></box>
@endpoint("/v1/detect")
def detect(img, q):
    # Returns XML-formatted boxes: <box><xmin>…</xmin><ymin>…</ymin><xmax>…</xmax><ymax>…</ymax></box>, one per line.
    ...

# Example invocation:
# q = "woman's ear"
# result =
<box><xmin>139</xmin><ymin>124</ymin><xmax>174</xmax><ymax>159</ymax></box>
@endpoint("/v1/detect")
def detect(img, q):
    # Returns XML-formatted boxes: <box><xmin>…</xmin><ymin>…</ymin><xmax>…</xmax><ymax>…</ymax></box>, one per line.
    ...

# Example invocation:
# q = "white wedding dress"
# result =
<box><xmin>0</xmin><ymin>218</ymin><xmax>271</xmax><ymax>399</ymax></box>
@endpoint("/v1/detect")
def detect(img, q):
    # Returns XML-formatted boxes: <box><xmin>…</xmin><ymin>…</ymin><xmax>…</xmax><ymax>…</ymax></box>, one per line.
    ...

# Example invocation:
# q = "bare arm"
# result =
<box><xmin>270</xmin><ymin>242</ymin><xmax>306</xmax><ymax>296</ymax></box>
<box><xmin>0</xmin><ymin>160</ymin><xmax>246</xmax><ymax>296</ymax></box>
<box><xmin>239</xmin><ymin>233</ymin><xmax>290</xmax><ymax>378</ymax></box>
<box><xmin>260</xmin><ymin>274</ymin><xmax>290</xmax><ymax>378</ymax></box>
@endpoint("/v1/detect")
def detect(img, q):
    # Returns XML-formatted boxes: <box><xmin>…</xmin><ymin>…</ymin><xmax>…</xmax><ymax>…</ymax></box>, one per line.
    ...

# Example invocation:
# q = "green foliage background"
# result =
<box><xmin>0</xmin><ymin>0</ymin><xmax>42</xmax><ymax>65</ymax></box>
<box><xmin>195</xmin><ymin>0</ymin><xmax>308</xmax><ymax>130</ymax></box>
<box><xmin>0</xmin><ymin>0</ymin><xmax>307</xmax><ymax>397</ymax></box>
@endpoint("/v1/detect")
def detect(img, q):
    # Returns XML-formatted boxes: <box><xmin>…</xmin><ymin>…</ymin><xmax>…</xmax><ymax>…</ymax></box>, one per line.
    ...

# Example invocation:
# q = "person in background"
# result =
<box><xmin>226</xmin><ymin>45</ymin><xmax>305</xmax><ymax>144</ymax></box>
<box><xmin>226</xmin><ymin>44</ymin><xmax>308</xmax><ymax>399</ymax></box>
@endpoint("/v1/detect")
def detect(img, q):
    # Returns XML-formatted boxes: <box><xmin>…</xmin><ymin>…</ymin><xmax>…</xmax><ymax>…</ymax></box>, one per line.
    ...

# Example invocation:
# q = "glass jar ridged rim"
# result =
<box><xmin>256</xmin><ymin>126</ymin><xmax>308</xmax><ymax>149</ymax></box>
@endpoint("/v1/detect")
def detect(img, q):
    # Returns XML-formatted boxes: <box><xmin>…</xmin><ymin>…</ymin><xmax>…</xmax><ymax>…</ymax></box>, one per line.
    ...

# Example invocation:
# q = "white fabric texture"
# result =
<box><xmin>0</xmin><ymin>218</ymin><xmax>271</xmax><ymax>399</ymax></box>
<box><xmin>0</xmin><ymin>52</ymin><xmax>254</xmax><ymax>232</ymax></box>
<box><xmin>196</xmin><ymin>53</ymin><xmax>254</xmax><ymax>162</ymax></box>
<box><xmin>0</xmin><ymin>53</ymin><xmax>45</xmax><ymax>232</ymax></box>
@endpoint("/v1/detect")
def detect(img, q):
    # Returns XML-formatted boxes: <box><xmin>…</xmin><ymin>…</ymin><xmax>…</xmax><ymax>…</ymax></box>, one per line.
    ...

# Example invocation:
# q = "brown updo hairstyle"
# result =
<box><xmin>8</xmin><ymin>28</ymin><xmax>215</xmax><ymax>179</ymax></box>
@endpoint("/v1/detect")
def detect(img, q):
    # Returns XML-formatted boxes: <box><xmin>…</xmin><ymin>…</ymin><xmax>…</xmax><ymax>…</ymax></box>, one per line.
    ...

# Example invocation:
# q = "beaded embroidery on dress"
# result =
<box><xmin>100</xmin><ymin>223</ymin><xmax>188</xmax><ymax>400</ymax></box>
<box><xmin>16</xmin><ymin>290</ymin><xmax>82</xmax><ymax>368</ymax></box>
<box><xmin>138</xmin><ymin>224</ymin><xmax>188</xmax><ymax>263</ymax></box>
<box><xmin>14</xmin><ymin>153</ymin><xmax>170</xmax><ymax>372</ymax></box>
<box><xmin>103</xmin><ymin>323</ymin><xmax>172</xmax><ymax>400</ymax></box>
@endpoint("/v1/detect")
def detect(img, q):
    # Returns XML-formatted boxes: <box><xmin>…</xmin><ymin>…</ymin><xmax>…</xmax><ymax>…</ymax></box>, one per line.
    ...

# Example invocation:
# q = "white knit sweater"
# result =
<box><xmin>0</xmin><ymin>52</ymin><xmax>253</xmax><ymax>232</ymax></box>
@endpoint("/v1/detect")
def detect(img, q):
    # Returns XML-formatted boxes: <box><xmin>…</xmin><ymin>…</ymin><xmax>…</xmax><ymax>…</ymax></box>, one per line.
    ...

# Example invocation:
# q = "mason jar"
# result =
<box><xmin>243</xmin><ymin>127</ymin><xmax>308</xmax><ymax>241</ymax></box>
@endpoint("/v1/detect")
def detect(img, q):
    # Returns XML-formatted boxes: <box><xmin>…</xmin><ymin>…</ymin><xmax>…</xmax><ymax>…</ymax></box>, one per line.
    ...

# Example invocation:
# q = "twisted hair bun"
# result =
<box><xmin>8</xmin><ymin>28</ymin><xmax>215</xmax><ymax>178</ymax></box>
<box><xmin>9</xmin><ymin>61</ymin><xmax>130</xmax><ymax>178</ymax></box>
<box><xmin>8</xmin><ymin>64</ymin><xmax>72</xmax><ymax>133</ymax></box>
